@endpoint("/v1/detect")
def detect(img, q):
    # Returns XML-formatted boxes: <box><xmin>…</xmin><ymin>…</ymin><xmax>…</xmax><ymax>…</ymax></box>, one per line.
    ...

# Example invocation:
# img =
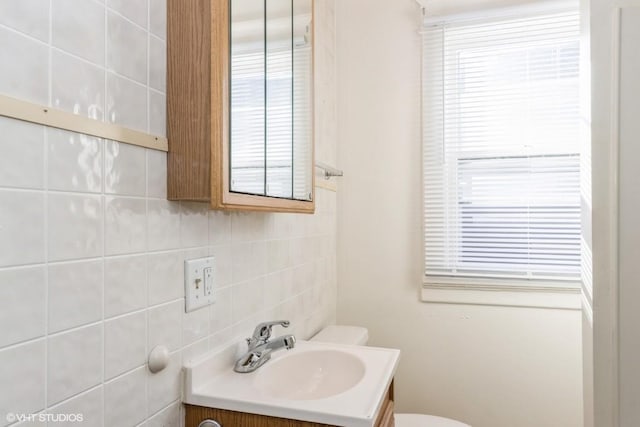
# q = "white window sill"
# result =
<box><xmin>421</xmin><ymin>281</ymin><xmax>582</xmax><ymax>310</ymax></box>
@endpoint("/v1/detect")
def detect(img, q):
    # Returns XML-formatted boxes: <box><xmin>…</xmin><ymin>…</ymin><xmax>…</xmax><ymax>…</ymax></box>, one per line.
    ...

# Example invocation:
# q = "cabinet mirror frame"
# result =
<box><xmin>216</xmin><ymin>0</ymin><xmax>315</xmax><ymax>213</ymax></box>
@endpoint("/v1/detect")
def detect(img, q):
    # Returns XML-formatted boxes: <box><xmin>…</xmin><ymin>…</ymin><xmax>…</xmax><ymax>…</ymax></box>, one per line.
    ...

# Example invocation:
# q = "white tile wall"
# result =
<box><xmin>106</xmin><ymin>11</ymin><xmax>148</xmax><ymax>85</ymax></box>
<box><xmin>104</xmin><ymin>367</ymin><xmax>147</xmax><ymax>427</ymax></box>
<box><xmin>0</xmin><ymin>0</ymin><xmax>49</xmax><ymax>42</ymax></box>
<box><xmin>48</xmin><ymin>260</ymin><xmax>103</xmax><ymax>333</ymax></box>
<box><xmin>0</xmin><ymin>1</ymin><xmax>337</xmax><ymax>427</ymax></box>
<box><xmin>51</xmin><ymin>51</ymin><xmax>105</xmax><ymax>121</ymax></box>
<box><xmin>51</xmin><ymin>0</ymin><xmax>105</xmax><ymax>66</ymax></box>
<box><xmin>0</xmin><ymin>117</ymin><xmax>45</xmax><ymax>189</ymax></box>
<box><xmin>0</xmin><ymin>26</ymin><xmax>49</xmax><ymax>105</ymax></box>
<box><xmin>47</xmin><ymin>129</ymin><xmax>103</xmax><ymax>193</ymax></box>
<box><xmin>104</xmin><ymin>255</ymin><xmax>148</xmax><ymax>317</ymax></box>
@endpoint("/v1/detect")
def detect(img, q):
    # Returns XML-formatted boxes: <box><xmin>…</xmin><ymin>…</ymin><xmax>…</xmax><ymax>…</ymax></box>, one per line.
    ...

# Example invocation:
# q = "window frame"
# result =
<box><xmin>420</xmin><ymin>3</ymin><xmax>584</xmax><ymax>306</ymax></box>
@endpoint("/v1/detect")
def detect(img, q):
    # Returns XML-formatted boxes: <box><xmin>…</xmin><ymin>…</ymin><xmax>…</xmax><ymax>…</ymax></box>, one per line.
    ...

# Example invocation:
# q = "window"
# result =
<box><xmin>422</xmin><ymin>8</ymin><xmax>581</xmax><ymax>286</ymax></box>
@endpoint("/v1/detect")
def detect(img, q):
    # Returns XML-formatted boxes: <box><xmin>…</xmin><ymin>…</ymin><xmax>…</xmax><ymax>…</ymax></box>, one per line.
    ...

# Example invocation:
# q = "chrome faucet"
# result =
<box><xmin>233</xmin><ymin>320</ymin><xmax>296</xmax><ymax>373</ymax></box>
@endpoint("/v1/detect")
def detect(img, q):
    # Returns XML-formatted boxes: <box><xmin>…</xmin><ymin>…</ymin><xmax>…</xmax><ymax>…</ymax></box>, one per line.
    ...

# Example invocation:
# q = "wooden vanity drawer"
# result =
<box><xmin>185</xmin><ymin>380</ymin><xmax>396</xmax><ymax>427</ymax></box>
<box><xmin>185</xmin><ymin>404</ymin><xmax>334</xmax><ymax>427</ymax></box>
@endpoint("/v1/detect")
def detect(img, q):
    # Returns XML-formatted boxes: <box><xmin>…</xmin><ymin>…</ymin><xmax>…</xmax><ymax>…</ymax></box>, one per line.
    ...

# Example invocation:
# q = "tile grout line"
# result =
<box><xmin>0</xmin><ymin>294</ymin><xmax>189</xmax><ymax>354</ymax></box>
<box><xmin>102</xmin><ymin>3</ymin><xmax>108</xmax><ymax>424</ymax></box>
<box><xmin>42</xmin><ymin>0</ymin><xmax>53</xmax><ymax>416</ymax></box>
<box><xmin>146</xmin><ymin>0</ymin><xmax>152</xmax><ymax>136</ymax></box>
<box><xmin>145</xmin><ymin>0</ymin><xmax>151</xmax><ymax>412</ymax></box>
<box><xmin>106</xmin><ymin>5</ymin><xmax>148</xmax><ymax>36</ymax></box>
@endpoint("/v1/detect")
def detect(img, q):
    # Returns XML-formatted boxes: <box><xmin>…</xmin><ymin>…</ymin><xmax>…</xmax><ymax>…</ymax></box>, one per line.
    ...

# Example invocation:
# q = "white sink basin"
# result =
<box><xmin>254</xmin><ymin>349</ymin><xmax>366</xmax><ymax>400</ymax></box>
<box><xmin>183</xmin><ymin>340</ymin><xmax>400</xmax><ymax>427</ymax></box>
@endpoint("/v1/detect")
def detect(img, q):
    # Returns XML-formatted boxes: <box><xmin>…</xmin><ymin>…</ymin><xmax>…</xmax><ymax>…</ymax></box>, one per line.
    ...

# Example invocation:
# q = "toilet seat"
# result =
<box><xmin>395</xmin><ymin>414</ymin><xmax>470</xmax><ymax>427</ymax></box>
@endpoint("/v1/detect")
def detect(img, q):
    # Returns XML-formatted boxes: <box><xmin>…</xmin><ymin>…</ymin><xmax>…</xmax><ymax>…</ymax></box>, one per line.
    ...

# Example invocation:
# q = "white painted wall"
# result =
<box><xmin>335</xmin><ymin>1</ymin><xmax>584</xmax><ymax>426</ymax></box>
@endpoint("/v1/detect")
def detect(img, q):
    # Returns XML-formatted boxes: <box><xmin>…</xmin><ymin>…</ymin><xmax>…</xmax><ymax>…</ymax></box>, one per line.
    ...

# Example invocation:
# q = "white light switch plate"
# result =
<box><xmin>184</xmin><ymin>256</ymin><xmax>215</xmax><ymax>312</ymax></box>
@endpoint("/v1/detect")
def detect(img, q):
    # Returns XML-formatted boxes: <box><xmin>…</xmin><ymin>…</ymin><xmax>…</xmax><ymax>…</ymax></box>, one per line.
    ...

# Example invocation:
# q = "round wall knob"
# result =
<box><xmin>198</xmin><ymin>421</ymin><xmax>222</xmax><ymax>427</ymax></box>
<box><xmin>148</xmin><ymin>345</ymin><xmax>169</xmax><ymax>374</ymax></box>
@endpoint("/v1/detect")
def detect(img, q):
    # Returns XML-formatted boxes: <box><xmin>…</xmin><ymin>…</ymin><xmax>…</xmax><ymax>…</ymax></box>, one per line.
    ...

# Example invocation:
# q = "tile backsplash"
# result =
<box><xmin>0</xmin><ymin>0</ymin><xmax>337</xmax><ymax>426</ymax></box>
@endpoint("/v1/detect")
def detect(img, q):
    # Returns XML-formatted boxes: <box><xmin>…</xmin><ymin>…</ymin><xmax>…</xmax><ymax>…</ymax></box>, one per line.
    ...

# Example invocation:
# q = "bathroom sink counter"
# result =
<box><xmin>183</xmin><ymin>340</ymin><xmax>401</xmax><ymax>427</ymax></box>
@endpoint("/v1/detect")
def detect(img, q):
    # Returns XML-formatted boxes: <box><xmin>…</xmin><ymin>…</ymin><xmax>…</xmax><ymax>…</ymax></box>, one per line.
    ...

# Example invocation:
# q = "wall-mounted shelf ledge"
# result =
<box><xmin>315</xmin><ymin>161</ymin><xmax>343</xmax><ymax>179</ymax></box>
<box><xmin>0</xmin><ymin>94</ymin><xmax>168</xmax><ymax>152</ymax></box>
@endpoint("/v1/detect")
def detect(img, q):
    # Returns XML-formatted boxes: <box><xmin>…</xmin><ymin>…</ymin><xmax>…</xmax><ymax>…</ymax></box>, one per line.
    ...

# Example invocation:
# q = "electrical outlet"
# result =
<box><xmin>184</xmin><ymin>256</ymin><xmax>215</xmax><ymax>312</ymax></box>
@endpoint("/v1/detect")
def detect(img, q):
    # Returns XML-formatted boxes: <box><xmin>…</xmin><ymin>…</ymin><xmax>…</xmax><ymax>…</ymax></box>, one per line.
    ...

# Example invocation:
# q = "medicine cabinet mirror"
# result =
<box><xmin>167</xmin><ymin>0</ymin><xmax>315</xmax><ymax>213</ymax></box>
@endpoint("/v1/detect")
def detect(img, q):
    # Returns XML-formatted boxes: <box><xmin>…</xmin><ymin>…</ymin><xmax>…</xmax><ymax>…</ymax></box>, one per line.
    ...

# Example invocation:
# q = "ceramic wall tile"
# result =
<box><xmin>48</xmin><ymin>324</ymin><xmax>102</xmax><ymax>405</ymax></box>
<box><xmin>147</xmin><ymin>351</ymin><xmax>180</xmax><ymax>414</ymax></box>
<box><xmin>231</xmin><ymin>241</ymin><xmax>266</xmax><ymax>283</ymax></box>
<box><xmin>208</xmin><ymin>211</ymin><xmax>231</xmax><ymax>245</ymax></box>
<box><xmin>181</xmin><ymin>338</ymin><xmax>208</xmax><ymax>366</ymax></box>
<box><xmin>47</xmin><ymin>193</ymin><xmax>102</xmax><ymax>262</ymax></box>
<box><xmin>104</xmin><ymin>196</ymin><xmax>147</xmax><ymax>255</ymax></box>
<box><xmin>149</xmin><ymin>0</ymin><xmax>166</xmax><ymax>40</ymax></box>
<box><xmin>48</xmin><ymin>260</ymin><xmax>103</xmax><ymax>333</ymax></box>
<box><xmin>104</xmin><ymin>255</ymin><xmax>147</xmax><ymax>318</ymax></box>
<box><xmin>182</xmin><ymin>306</ymin><xmax>209</xmax><ymax>346</ymax></box>
<box><xmin>51</xmin><ymin>50</ymin><xmax>105</xmax><ymax>121</ymax></box>
<box><xmin>0</xmin><ymin>26</ymin><xmax>48</xmax><ymax>105</ymax></box>
<box><xmin>104</xmin><ymin>367</ymin><xmax>146</xmax><ymax>427</ymax></box>
<box><xmin>0</xmin><ymin>340</ymin><xmax>46</xmax><ymax>427</ymax></box>
<box><xmin>147</xmin><ymin>251</ymin><xmax>182</xmax><ymax>305</ymax></box>
<box><xmin>208</xmin><ymin>245</ymin><xmax>232</xmax><ymax>288</ymax></box>
<box><xmin>148</xmin><ymin>90</ymin><xmax>166</xmax><ymax>137</ymax></box>
<box><xmin>209</xmin><ymin>287</ymin><xmax>231</xmax><ymax>333</ymax></box>
<box><xmin>52</xmin><ymin>0</ymin><xmax>105</xmax><ymax>66</ymax></box>
<box><xmin>231</xmin><ymin>213</ymin><xmax>267</xmax><ymax>243</ymax></box>
<box><xmin>106</xmin><ymin>72</ymin><xmax>147</xmax><ymax>132</ymax></box>
<box><xmin>147</xmin><ymin>200</ymin><xmax>180</xmax><ymax>251</ymax></box>
<box><xmin>0</xmin><ymin>117</ymin><xmax>44</xmax><ymax>190</ymax></box>
<box><xmin>47</xmin><ymin>387</ymin><xmax>103</xmax><ymax>427</ymax></box>
<box><xmin>105</xmin><ymin>141</ymin><xmax>146</xmax><ymax>196</ymax></box>
<box><xmin>47</xmin><ymin>128</ymin><xmax>103</xmax><ymax>193</ymax></box>
<box><xmin>108</xmin><ymin>0</ymin><xmax>148</xmax><ymax>29</ymax></box>
<box><xmin>149</xmin><ymin>37</ymin><xmax>166</xmax><ymax>92</ymax></box>
<box><xmin>180</xmin><ymin>202</ymin><xmax>208</xmax><ymax>248</ymax></box>
<box><xmin>0</xmin><ymin>190</ymin><xmax>45</xmax><ymax>267</ymax></box>
<box><xmin>146</xmin><ymin>150</ymin><xmax>167</xmax><ymax>199</ymax></box>
<box><xmin>147</xmin><ymin>401</ymin><xmax>179</xmax><ymax>427</ymax></box>
<box><xmin>0</xmin><ymin>267</ymin><xmax>46</xmax><ymax>348</ymax></box>
<box><xmin>148</xmin><ymin>301</ymin><xmax>182</xmax><ymax>352</ymax></box>
<box><xmin>107</xmin><ymin>11</ymin><xmax>147</xmax><ymax>84</ymax></box>
<box><xmin>267</xmin><ymin>239</ymin><xmax>291</xmax><ymax>273</ymax></box>
<box><xmin>105</xmin><ymin>311</ymin><xmax>146</xmax><ymax>379</ymax></box>
<box><xmin>0</xmin><ymin>0</ymin><xmax>49</xmax><ymax>41</ymax></box>
<box><xmin>231</xmin><ymin>277</ymin><xmax>264</xmax><ymax>324</ymax></box>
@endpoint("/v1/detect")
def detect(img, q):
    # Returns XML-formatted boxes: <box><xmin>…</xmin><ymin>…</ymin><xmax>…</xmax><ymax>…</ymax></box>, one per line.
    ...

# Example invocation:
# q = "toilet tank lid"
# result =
<box><xmin>311</xmin><ymin>325</ymin><xmax>369</xmax><ymax>346</ymax></box>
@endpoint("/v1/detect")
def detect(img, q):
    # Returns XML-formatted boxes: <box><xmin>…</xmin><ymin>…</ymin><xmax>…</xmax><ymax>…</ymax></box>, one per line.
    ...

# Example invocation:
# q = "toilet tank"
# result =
<box><xmin>310</xmin><ymin>325</ymin><xmax>369</xmax><ymax>346</ymax></box>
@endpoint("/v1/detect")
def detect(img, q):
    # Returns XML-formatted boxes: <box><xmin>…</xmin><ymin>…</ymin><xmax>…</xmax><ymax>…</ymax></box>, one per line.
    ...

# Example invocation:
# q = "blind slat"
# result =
<box><xmin>423</xmin><ymin>9</ymin><xmax>581</xmax><ymax>281</ymax></box>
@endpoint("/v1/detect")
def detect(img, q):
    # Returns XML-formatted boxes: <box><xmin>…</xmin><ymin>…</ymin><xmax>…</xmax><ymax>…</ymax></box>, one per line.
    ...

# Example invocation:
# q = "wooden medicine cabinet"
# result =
<box><xmin>167</xmin><ymin>0</ymin><xmax>315</xmax><ymax>213</ymax></box>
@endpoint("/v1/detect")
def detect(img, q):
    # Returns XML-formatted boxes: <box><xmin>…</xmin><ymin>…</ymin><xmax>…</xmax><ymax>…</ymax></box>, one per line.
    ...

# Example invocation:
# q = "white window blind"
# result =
<box><xmin>422</xmin><ymin>9</ymin><xmax>581</xmax><ymax>282</ymax></box>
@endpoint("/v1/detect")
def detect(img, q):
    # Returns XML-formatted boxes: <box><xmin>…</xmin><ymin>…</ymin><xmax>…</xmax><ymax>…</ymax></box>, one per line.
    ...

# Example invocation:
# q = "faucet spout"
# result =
<box><xmin>234</xmin><ymin>321</ymin><xmax>296</xmax><ymax>373</ymax></box>
<box><xmin>264</xmin><ymin>334</ymin><xmax>296</xmax><ymax>351</ymax></box>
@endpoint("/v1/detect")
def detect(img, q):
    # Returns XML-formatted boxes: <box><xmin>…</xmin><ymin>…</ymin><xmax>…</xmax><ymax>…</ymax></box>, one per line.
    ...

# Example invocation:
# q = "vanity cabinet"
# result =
<box><xmin>167</xmin><ymin>0</ymin><xmax>315</xmax><ymax>213</ymax></box>
<box><xmin>184</xmin><ymin>381</ymin><xmax>395</xmax><ymax>427</ymax></box>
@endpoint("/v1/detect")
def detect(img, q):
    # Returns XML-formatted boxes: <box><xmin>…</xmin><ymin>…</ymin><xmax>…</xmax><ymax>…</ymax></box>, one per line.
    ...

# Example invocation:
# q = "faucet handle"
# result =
<box><xmin>250</xmin><ymin>320</ymin><xmax>290</xmax><ymax>344</ymax></box>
